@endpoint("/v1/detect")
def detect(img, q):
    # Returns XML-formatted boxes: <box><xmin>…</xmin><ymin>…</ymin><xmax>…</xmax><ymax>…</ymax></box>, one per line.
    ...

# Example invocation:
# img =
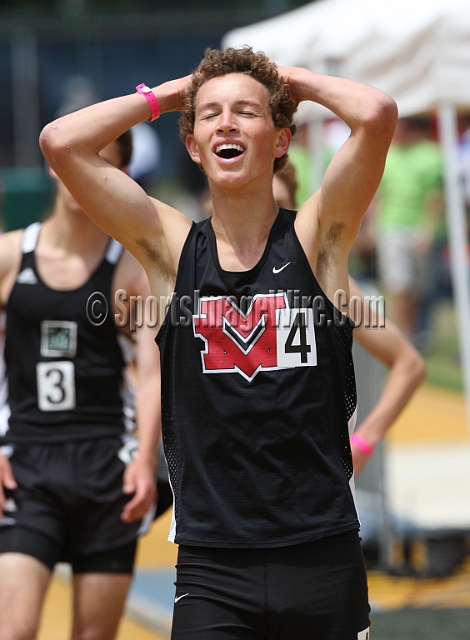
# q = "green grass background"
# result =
<box><xmin>423</xmin><ymin>301</ymin><xmax>462</xmax><ymax>391</ymax></box>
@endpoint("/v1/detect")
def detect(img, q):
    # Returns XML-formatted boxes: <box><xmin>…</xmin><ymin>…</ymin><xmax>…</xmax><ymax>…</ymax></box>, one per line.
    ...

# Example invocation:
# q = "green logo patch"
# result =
<box><xmin>40</xmin><ymin>321</ymin><xmax>78</xmax><ymax>358</ymax></box>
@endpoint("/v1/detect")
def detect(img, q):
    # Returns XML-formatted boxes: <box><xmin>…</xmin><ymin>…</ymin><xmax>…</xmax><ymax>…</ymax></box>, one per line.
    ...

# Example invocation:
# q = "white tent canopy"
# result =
<box><xmin>223</xmin><ymin>0</ymin><xmax>470</xmax><ymax>432</ymax></box>
<box><xmin>223</xmin><ymin>0</ymin><xmax>470</xmax><ymax>118</ymax></box>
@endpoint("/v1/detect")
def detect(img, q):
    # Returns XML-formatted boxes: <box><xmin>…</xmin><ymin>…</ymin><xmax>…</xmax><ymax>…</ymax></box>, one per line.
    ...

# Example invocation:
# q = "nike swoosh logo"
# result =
<box><xmin>272</xmin><ymin>262</ymin><xmax>291</xmax><ymax>274</ymax></box>
<box><xmin>174</xmin><ymin>593</ymin><xmax>189</xmax><ymax>603</ymax></box>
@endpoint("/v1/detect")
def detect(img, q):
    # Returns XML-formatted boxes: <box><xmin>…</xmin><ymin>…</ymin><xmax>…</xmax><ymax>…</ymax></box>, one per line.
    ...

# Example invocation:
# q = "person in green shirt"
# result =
<box><xmin>374</xmin><ymin>117</ymin><xmax>443</xmax><ymax>346</ymax></box>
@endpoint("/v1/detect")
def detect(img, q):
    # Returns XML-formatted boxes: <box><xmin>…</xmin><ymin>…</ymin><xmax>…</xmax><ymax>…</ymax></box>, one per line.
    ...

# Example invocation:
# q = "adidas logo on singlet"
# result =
<box><xmin>16</xmin><ymin>268</ymin><xmax>38</xmax><ymax>285</ymax></box>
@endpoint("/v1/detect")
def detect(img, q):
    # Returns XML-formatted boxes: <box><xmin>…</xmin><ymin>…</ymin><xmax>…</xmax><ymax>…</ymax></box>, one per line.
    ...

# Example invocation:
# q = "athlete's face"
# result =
<box><xmin>186</xmin><ymin>73</ymin><xmax>291</xmax><ymax>190</ymax></box>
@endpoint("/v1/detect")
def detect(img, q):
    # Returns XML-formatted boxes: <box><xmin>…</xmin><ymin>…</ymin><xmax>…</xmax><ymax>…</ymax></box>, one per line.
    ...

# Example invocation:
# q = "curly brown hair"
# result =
<box><xmin>179</xmin><ymin>46</ymin><xmax>298</xmax><ymax>173</ymax></box>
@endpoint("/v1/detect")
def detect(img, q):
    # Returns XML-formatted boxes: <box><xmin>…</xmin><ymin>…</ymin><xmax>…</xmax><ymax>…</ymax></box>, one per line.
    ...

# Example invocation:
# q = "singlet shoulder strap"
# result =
<box><xmin>105</xmin><ymin>238</ymin><xmax>124</xmax><ymax>265</ymax></box>
<box><xmin>21</xmin><ymin>226</ymin><xmax>123</xmax><ymax>264</ymax></box>
<box><xmin>21</xmin><ymin>222</ymin><xmax>41</xmax><ymax>254</ymax></box>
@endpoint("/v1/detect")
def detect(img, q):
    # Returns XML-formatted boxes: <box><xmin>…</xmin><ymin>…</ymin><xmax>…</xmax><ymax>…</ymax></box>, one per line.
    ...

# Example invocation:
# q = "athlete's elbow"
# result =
<box><xmin>360</xmin><ymin>93</ymin><xmax>398</xmax><ymax>140</ymax></box>
<box><xmin>39</xmin><ymin>120</ymin><xmax>75</xmax><ymax>168</ymax></box>
<box><xmin>409</xmin><ymin>349</ymin><xmax>427</xmax><ymax>391</ymax></box>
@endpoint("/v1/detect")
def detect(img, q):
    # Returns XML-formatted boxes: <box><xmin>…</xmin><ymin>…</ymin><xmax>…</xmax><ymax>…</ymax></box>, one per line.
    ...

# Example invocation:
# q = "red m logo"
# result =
<box><xmin>193</xmin><ymin>293</ymin><xmax>287</xmax><ymax>381</ymax></box>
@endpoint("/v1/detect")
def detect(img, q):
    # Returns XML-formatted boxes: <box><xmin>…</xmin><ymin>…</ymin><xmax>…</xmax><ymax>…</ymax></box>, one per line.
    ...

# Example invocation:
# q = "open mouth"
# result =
<box><xmin>215</xmin><ymin>143</ymin><xmax>245</xmax><ymax>159</ymax></box>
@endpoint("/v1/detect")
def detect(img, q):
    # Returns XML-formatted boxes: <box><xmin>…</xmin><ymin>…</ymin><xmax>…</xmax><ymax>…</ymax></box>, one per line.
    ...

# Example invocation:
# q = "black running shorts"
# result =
<box><xmin>171</xmin><ymin>530</ymin><xmax>370</xmax><ymax>640</ymax></box>
<box><xmin>0</xmin><ymin>436</ymin><xmax>153</xmax><ymax>571</ymax></box>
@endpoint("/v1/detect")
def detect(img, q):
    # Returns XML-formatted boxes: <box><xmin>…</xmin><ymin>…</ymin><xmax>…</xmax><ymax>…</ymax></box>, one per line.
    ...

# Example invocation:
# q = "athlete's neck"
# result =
<box><xmin>210</xmin><ymin>182</ymin><xmax>279</xmax><ymax>272</ymax></box>
<box><xmin>43</xmin><ymin>207</ymin><xmax>109</xmax><ymax>255</ymax></box>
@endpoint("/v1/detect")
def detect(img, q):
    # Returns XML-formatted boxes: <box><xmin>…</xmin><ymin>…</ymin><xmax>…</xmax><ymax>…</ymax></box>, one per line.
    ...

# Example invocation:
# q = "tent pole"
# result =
<box><xmin>438</xmin><ymin>103</ymin><xmax>470</xmax><ymax>434</ymax></box>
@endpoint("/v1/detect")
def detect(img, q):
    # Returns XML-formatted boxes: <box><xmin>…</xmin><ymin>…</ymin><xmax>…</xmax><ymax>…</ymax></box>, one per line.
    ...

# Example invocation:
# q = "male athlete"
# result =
<box><xmin>0</xmin><ymin>131</ymin><xmax>160</xmax><ymax>640</ymax></box>
<box><xmin>40</xmin><ymin>46</ymin><xmax>397</xmax><ymax>639</ymax></box>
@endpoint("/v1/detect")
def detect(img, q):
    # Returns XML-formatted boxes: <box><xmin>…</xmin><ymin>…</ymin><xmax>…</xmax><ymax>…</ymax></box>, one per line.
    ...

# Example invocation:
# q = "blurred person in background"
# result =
<box><xmin>127</xmin><ymin>121</ymin><xmax>162</xmax><ymax>189</ymax></box>
<box><xmin>284</xmin><ymin>123</ymin><xmax>314</xmax><ymax>206</ymax></box>
<box><xmin>40</xmin><ymin>45</ymin><xmax>397</xmax><ymax>639</ymax></box>
<box><xmin>459</xmin><ymin>115</ymin><xmax>470</xmax><ymax>209</ymax></box>
<box><xmin>0</xmin><ymin>130</ymin><xmax>161</xmax><ymax>640</ymax></box>
<box><xmin>273</xmin><ymin>164</ymin><xmax>425</xmax><ymax>476</ymax></box>
<box><xmin>373</xmin><ymin>117</ymin><xmax>444</xmax><ymax>350</ymax></box>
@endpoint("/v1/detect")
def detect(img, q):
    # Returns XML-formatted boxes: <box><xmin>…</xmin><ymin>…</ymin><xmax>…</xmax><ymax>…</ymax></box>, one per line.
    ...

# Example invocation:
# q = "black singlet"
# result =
<box><xmin>157</xmin><ymin>209</ymin><xmax>359</xmax><ymax>548</ymax></box>
<box><xmin>0</xmin><ymin>222</ymin><xmax>134</xmax><ymax>444</ymax></box>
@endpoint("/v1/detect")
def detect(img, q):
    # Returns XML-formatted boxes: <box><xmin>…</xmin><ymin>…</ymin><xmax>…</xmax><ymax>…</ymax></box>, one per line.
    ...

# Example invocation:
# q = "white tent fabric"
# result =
<box><xmin>223</xmin><ymin>0</ymin><xmax>470</xmax><ymax>433</ymax></box>
<box><xmin>223</xmin><ymin>0</ymin><xmax>470</xmax><ymax>118</ymax></box>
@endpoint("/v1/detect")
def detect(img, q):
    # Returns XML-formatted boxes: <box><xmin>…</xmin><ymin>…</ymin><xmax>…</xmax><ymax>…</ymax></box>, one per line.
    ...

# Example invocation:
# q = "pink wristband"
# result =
<box><xmin>350</xmin><ymin>433</ymin><xmax>374</xmax><ymax>457</ymax></box>
<box><xmin>136</xmin><ymin>83</ymin><xmax>160</xmax><ymax>122</ymax></box>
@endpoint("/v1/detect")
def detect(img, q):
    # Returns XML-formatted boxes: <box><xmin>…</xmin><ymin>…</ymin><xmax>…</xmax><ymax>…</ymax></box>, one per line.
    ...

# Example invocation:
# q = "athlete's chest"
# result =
<box><xmin>178</xmin><ymin>250</ymin><xmax>336</xmax><ymax>382</ymax></box>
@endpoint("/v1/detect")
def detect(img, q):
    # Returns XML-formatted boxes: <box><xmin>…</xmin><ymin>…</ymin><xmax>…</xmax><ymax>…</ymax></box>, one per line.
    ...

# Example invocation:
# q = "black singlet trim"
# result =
<box><xmin>155</xmin><ymin>222</ymin><xmax>197</xmax><ymax>346</ymax></box>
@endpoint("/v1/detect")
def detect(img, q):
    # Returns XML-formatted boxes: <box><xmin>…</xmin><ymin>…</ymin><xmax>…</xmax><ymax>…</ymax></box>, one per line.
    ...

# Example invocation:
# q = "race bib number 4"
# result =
<box><xmin>36</xmin><ymin>361</ymin><xmax>76</xmax><ymax>411</ymax></box>
<box><xmin>193</xmin><ymin>294</ymin><xmax>317</xmax><ymax>381</ymax></box>
<box><xmin>276</xmin><ymin>307</ymin><xmax>317</xmax><ymax>368</ymax></box>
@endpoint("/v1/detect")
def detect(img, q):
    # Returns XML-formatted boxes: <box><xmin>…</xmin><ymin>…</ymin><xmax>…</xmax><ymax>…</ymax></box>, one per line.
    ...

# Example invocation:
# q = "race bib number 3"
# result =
<box><xmin>37</xmin><ymin>361</ymin><xmax>76</xmax><ymax>411</ymax></box>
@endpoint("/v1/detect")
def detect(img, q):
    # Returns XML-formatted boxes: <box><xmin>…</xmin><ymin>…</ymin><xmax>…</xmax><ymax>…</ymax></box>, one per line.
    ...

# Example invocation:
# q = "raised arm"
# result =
<box><xmin>349</xmin><ymin>278</ymin><xmax>426</xmax><ymax>475</ymax></box>
<box><xmin>278</xmin><ymin>67</ymin><xmax>397</xmax><ymax>296</ymax></box>
<box><xmin>39</xmin><ymin>77</ymin><xmax>192</xmax><ymax>277</ymax></box>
